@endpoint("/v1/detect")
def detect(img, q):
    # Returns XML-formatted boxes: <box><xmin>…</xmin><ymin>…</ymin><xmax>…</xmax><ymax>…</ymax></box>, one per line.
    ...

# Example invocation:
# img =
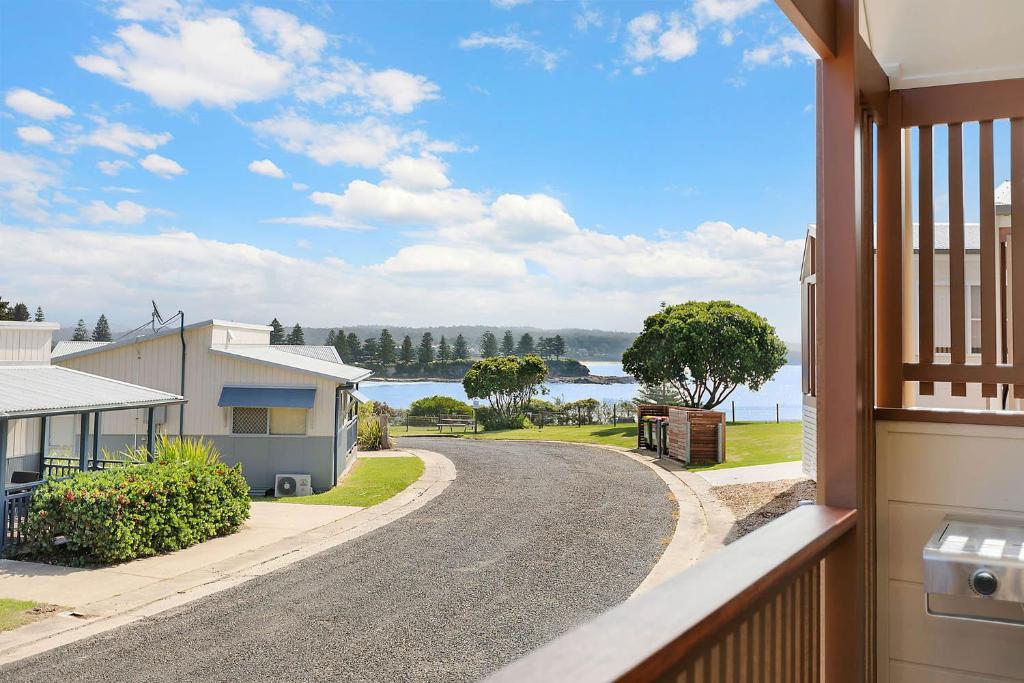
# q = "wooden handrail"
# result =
<box><xmin>488</xmin><ymin>505</ymin><xmax>857</xmax><ymax>683</ymax></box>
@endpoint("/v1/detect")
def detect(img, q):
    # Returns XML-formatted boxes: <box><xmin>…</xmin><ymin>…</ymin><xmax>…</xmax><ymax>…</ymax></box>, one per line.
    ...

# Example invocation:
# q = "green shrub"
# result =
<box><xmin>408</xmin><ymin>395</ymin><xmax>473</xmax><ymax>416</ymax></box>
<box><xmin>357</xmin><ymin>400</ymin><xmax>391</xmax><ymax>450</ymax></box>
<box><xmin>119</xmin><ymin>435</ymin><xmax>222</xmax><ymax>466</ymax></box>
<box><xmin>476</xmin><ymin>407</ymin><xmax>531</xmax><ymax>431</ymax></box>
<box><xmin>19</xmin><ymin>459</ymin><xmax>249</xmax><ymax>566</ymax></box>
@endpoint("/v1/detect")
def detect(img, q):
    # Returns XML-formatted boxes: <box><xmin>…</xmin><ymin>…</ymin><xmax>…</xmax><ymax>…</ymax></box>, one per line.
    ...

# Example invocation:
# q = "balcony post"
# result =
<box><xmin>817</xmin><ymin>0</ymin><xmax>866</xmax><ymax>680</ymax></box>
<box><xmin>876</xmin><ymin>92</ymin><xmax>904</xmax><ymax>408</ymax></box>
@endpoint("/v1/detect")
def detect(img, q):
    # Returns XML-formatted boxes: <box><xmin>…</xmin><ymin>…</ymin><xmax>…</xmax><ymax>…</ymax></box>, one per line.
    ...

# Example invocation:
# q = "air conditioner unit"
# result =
<box><xmin>275</xmin><ymin>473</ymin><xmax>313</xmax><ymax>498</ymax></box>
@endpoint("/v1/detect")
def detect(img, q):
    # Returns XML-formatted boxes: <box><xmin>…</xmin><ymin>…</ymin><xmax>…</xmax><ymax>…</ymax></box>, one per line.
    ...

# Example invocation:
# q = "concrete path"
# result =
<box><xmin>2</xmin><ymin>439</ymin><xmax>675</xmax><ymax>682</ymax></box>
<box><xmin>694</xmin><ymin>460</ymin><xmax>805</xmax><ymax>487</ymax></box>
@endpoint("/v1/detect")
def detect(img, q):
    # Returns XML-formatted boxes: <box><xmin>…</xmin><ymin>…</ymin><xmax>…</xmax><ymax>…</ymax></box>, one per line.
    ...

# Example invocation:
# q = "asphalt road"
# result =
<box><xmin>3</xmin><ymin>438</ymin><xmax>674</xmax><ymax>683</ymax></box>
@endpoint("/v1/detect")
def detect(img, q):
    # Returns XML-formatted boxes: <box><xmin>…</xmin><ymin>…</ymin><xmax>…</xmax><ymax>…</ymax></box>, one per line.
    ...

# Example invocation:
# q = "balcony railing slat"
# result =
<box><xmin>918</xmin><ymin>125</ymin><xmax>935</xmax><ymax>395</ymax></box>
<box><xmin>980</xmin><ymin>120</ymin><xmax>998</xmax><ymax>397</ymax></box>
<box><xmin>487</xmin><ymin>506</ymin><xmax>854</xmax><ymax>683</ymax></box>
<box><xmin>949</xmin><ymin>122</ymin><xmax>967</xmax><ymax>396</ymax></box>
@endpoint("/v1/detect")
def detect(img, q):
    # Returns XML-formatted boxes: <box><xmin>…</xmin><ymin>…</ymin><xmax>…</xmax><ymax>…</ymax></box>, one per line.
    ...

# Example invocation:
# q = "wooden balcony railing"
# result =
<box><xmin>489</xmin><ymin>505</ymin><xmax>857</xmax><ymax>683</ymax></box>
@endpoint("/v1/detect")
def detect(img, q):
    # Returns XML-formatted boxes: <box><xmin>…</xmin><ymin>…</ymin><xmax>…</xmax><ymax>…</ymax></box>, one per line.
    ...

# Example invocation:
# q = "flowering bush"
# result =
<box><xmin>18</xmin><ymin>459</ymin><xmax>249</xmax><ymax>566</ymax></box>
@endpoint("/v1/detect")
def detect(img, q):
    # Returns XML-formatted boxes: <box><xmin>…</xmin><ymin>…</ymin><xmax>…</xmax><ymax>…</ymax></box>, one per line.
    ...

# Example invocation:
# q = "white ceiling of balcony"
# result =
<box><xmin>861</xmin><ymin>0</ymin><xmax>1024</xmax><ymax>89</ymax></box>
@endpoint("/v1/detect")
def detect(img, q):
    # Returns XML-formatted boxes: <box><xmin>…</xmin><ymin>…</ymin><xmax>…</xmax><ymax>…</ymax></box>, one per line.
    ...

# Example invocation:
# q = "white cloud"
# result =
<box><xmin>250</xmin><ymin>6</ymin><xmax>326</xmax><ymax>63</ymax></box>
<box><xmin>102</xmin><ymin>185</ymin><xmax>142</xmax><ymax>193</ymax></box>
<box><xmin>5</xmin><ymin>88</ymin><xmax>73</xmax><ymax>120</ymax></box>
<box><xmin>625</xmin><ymin>12</ymin><xmax>698</xmax><ymax>69</ymax></box>
<box><xmin>381</xmin><ymin>154</ymin><xmax>451</xmax><ymax>191</ymax></box>
<box><xmin>74</xmin><ymin>17</ymin><xmax>293</xmax><ymax>109</ymax></box>
<box><xmin>306</xmin><ymin>180</ymin><xmax>487</xmax><ymax>228</ymax></box>
<box><xmin>743</xmin><ymin>34</ymin><xmax>817</xmax><ymax>67</ymax></box>
<box><xmin>574</xmin><ymin>1</ymin><xmax>604</xmax><ymax>32</ymax></box>
<box><xmin>297</xmin><ymin>59</ymin><xmax>440</xmax><ymax>114</ymax></box>
<box><xmin>491</xmin><ymin>0</ymin><xmax>531</xmax><ymax>7</ymax></box>
<box><xmin>97</xmin><ymin>159</ymin><xmax>133</xmax><ymax>176</ymax></box>
<box><xmin>378</xmin><ymin>244</ymin><xmax>527</xmax><ymax>278</ymax></box>
<box><xmin>458</xmin><ymin>30</ymin><xmax>563</xmax><ymax>71</ymax></box>
<box><xmin>0</xmin><ymin>151</ymin><xmax>61</xmax><ymax>222</ymax></box>
<box><xmin>78</xmin><ymin>118</ymin><xmax>171</xmax><ymax>155</ymax></box>
<box><xmin>113</xmin><ymin>0</ymin><xmax>182</xmax><ymax>22</ymax></box>
<box><xmin>248</xmin><ymin>159</ymin><xmax>286</xmax><ymax>178</ymax></box>
<box><xmin>16</xmin><ymin>126</ymin><xmax>54</xmax><ymax>144</ymax></box>
<box><xmin>694</xmin><ymin>0</ymin><xmax>765</xmax><ymax>26</ymax></box>
<box><xmin>489</xmin><ymin>193</ymin><xmax>579</xmax><ymax>241</ymax></box>
<box><xmin>81</xmin><ymin>199</ymin><xmax>151</xmax><ymax>224</ymax></box>
<box><xmin>291</xmin><ymin>182</ymin><xmax>308</xmax><ymax>191</ymax></box>
<box><xmin>251</xmin><ymin>113</ymin><xmax>414</xmax><ymax>168</ymax></box>
<box><xmin>140</xmin><ymin>153</ymin><xmax>185</xmax><ymax>178</ymax></box>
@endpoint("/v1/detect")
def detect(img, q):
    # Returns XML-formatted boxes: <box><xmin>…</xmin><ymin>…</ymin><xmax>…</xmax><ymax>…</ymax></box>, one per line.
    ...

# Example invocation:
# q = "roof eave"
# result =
<box><xmin>208</xmin><ymin>347</ymin><xmax>372</xmax><ymax>384</ymax></box>
<box><xmin>1</xmin><ymin>396</ymin><xmax>186</xmax><ymax>420</ymax></box>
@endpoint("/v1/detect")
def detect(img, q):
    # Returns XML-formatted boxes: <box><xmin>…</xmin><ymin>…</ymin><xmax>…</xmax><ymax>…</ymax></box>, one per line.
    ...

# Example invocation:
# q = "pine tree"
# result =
<box><xmin>453</xmin><ymin>334</ymin><xmax>469</xmax><ymax>360</ymax></box>
<box><xmin>379</xmin><ymin>329</ymin><xmax>397</xmax><ymax>366</ymax></box>
<box><xmin>516</xmin><ymin>332</ymin><xmax>535</xmax><ymax>356</ymax></box>
<box><xmin>72</xmin><ymin>319</ymin><xmax>89</xmax><ymax>341</ymax></box>
<box><xmin>552</xmin><ymin>334</ymin><xmax>566</xmax><ymax>359</ymax></box>
<box><xmin>0</xmin><ymin>295</ymin><xmax>10</xmax><ymax>321</ymax></box>
<box><xmin>537</xmin><ymin>336</ymin><xmax>553</xmax><ymax>359</ymax></box>
<box><xmin>12</xmin><ymin>303</ymin><xmax>30</xmax><ymax>321</ymax></box>
<box><xmin>362</xmin><ymin>337</ymin><xmax>380</xmax><ymax>365</ymax></box>
<box><xmin>269</xmin><ymin>318</ymin><xmax>286</xmax><ymax>345</ymax></box>
<box><xmin>399</xmin><ymin>335</ymin><xmax>415</xmax><ymax>364</ymax></box>
<box><xmin>325</xmin><ymin>329</ymin><xmax>336</xmax><ymax>347</ymax></box>
<box><xmin>34</xmin><ymin>306</ymin><xmax>44</xmax><ymax>322</ymax></box>
<box><xmin>286</xmin><ymin>323</ymin><xmax>305</xmax><ymax>345</ymax></box>
<box><xmin>417</xmin><ymin>332</ymin><xmax>435</xmax><ymax>364</ymax></box>
<box><xmin>91</xmin><ymin>314</ymin><xmax>112</xmax><ymax>342</ymax></box>
<box><xmin>500</xmin><ymin>330</ymin><xmax>515</xmax><ymax>355</ymax></box>
<box><xmin>437</xmin><ymin>335</ymin><xmax>452</xmax><ymax>362</ymax></box>
<box><xmin>480</xmin><ymin>331</ymin><xmax>498</xmax><ymax>358</ymax></box>
<box><xmin>346</xmin><ymin>333</ymin><xmax>362</xmax><ymax>363</ymax></box>
<box><xmin>333</xmin><ymin>329</ymin><xmax>348</xmax><ymax>362</ymax></box>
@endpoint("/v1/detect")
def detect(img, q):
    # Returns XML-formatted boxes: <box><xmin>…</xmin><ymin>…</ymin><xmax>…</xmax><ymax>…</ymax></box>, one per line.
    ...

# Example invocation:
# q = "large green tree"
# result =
<box><xmin>91</xmin><ymin>314</ymin><xmax>112</xmax><ymax>342</ymax></box>
<box><xmin>346</xmin><ymin>332</ymin><xmax>362</xmax><ymax>363</ymax></box>
<box><xmin>71</xmin><ymin>319</ymin><xmax>89</xmax><ymax>341</ymax></box>
<box><xmin>12</xmin><ymin>303</ymin><xmax>30</xmax><ymax>321</ymax></box>
<box><xmin>286</xmin><ymin>323</ymin><xmax>305</xmax><ymax>345</ymax></box>
<box><xmin>362</xmin><ymin>337</ymin><xmax>380</xmax><ymax>365</ymax></box>
<box><xmin>463</xmin><ymin>354</ymin><xmax>548</xmax><ymax>420</ymax></box>
<box><xmin>379</xmin><ymin>329</ymin><xmax>397</xmax><ymax>366</ymax></box>
<box><xmin>551</xmin><ymin>334</ymin><xmax>566</xmax><ymax>360</ymax></box>
<box><xmin>516</xmin><ymin>333</ymin><xmax>535</xmax><ymax>356</ymax></box>
<box><xmin>437</xmin><ymin>335</ymin><xmax>452</xmax><ymax>362</ymax></box>
<box><xmin>332</xmin><ymin>329</ymin><xmax>349</xmax><ymax>361</ymax></box>
<box><xmin>417</xmin><ymin>332</ymin><xmax>435</xmax><ymax>364</ymax></box>
<box><xmin>480</xmin><ymin>331</ymin><xmax>498</xmax><ymax>358</ymax></box>
<box><xmin>399</xmin><ymin>335</ymin><xmax>415</xmax><ymax>364</ymax></box>
<box><xmin>325</xmin><ymin>329</ymin><xmax>337</xmax><ymax>347</ymax></box>
<box><xmin>269</xmin><ymin>318</ymin><xmax>286</xmax><ymax>345</ymax></box>
<box><xmin>453</xmin><ymin>334</ymin><xmax>469</xmax><ymax>360</ymax></box>
<box><xmin>622</xmin><ymin>300</ymin><xmax>787</xmax><ymax>409</ymax></box>
<box><xmin>500</xmin><ymin>330</ymin><xmax>515</xmax><ymax>355</ymax></box>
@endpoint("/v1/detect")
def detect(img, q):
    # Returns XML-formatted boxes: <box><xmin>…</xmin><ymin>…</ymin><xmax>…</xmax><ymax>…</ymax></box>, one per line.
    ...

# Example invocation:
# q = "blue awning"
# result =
<box><xmin>218</xmin><ymin>386</ymin><xmax>316</xmax><ymax>409</ymax></box>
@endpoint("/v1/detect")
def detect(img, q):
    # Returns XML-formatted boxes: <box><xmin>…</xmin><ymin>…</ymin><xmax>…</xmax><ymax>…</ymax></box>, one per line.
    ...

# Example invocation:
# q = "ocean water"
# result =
<box><xmin>360</xmin><ymin>363</ymin><xmax>803</xmax><ymax>420</ymax></box>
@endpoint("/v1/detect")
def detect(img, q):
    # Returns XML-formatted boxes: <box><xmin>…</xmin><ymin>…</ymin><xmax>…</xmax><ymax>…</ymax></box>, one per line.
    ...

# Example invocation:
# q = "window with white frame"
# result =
<box><xmin>970</xmin><ymin>284</ymin><xmax>982</xmax><ymax>354</ymax></box>
<box><xmin>231</xmin><ymin>407</ymin><xmax>307</xmax><ymax>435</ymax></box>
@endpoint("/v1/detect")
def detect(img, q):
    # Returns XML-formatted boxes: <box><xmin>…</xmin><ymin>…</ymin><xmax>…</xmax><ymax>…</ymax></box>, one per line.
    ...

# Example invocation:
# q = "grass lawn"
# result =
<box><xmin>0</xmin><ymin>599</ymin><xmax>49</xmax><ymax>632</ymax></box>
<box><xmin>417</xmin><ymin>421</ymin><xmax>802</xmax><ymax>470</ymax></box>
<box><xmin>272</xmin><ymin>456</ymin><xmax>424</xmax><ymax>507</ymax></box>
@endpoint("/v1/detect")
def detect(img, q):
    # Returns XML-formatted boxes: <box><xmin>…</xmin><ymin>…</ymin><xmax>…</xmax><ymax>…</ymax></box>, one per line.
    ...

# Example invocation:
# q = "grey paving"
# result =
<box><xmin>3</xmin><ymin>439</ymin><xmax>673</xmax><ymax>683</ymax></box>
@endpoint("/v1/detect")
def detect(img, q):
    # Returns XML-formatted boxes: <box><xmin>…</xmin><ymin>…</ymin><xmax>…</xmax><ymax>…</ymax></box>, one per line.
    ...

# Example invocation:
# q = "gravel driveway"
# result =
<box><xmin>4</xmin><ymin>438</ymin><xmax>674</xmax><ymax>682</ymax></box>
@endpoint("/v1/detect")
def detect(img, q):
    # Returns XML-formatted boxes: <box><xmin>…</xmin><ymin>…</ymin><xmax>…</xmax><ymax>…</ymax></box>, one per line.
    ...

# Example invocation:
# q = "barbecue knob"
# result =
<box><xmin>970</xmin><ymin>569</ymin><xmax>998</xmax><ymax>596</ymax></box>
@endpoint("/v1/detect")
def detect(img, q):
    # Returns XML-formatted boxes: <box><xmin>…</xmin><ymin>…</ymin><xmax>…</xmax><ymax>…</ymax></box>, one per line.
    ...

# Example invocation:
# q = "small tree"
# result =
<box><xmin>12</xmin><ymin>303</ymin><xmax>30</xmax><ymax>321</ymax></box>
<box><xmin>418</xmin><ymin>332</ymin><xmax>435</xmax><ymax>364</ymax></box>
<box><xmin>551</xmin><ymin>334</ymin><xmax>566</xmax><ymax>360</ymax></box>
<box><xmin>269</xmin><ymin>318</ymin><xmax>286</xmax><ymax>345</ymax></box>
<box><xmin>346</xmin><ymin>332</ymin><xmax>362</xmax><ymax>363</ymax></box>
<box><xmin>362</xmin><ymin>337</ymin><xmax>380</xmax><ymax>365</ymax></box>
<box><xmin>91</xmin><ymin>314</ymin><xmax>112</xmax><ymax>342</ymax></box>
<box><xmin>516</xmin><ymin>333</ymin><xmax>535</xmax><ymax>356</ymax></box>
<box><xmin>0</xmin><ymin>295</ymin><xmax>9</xmax><ymax>320</ymax></box>
<box><xmin>71</xmin><ymin>319</ymin><xmax>89</xmax><ymax>341</ymax></box>
<box><xmin>536</xmin><ymin>336</ymin><xmax>552</xmax><ymax>359</ymax></box>
<box><xmin>480</xmin><ymin>331</ymin><xmax>498</xmax><ymax>358</ymax></box>
<box><xmin>463</xmin><ymin>354</ymin><xmax>548</xmax><ymax>423</ymax></box>
<box><xmin>500</xmin><ymin>330</ymin><xmax>515</xmax><ymax>355</ymax></box>
<box><xmin>325</xmin><ymin>329</ymin><xmax>337</xmax><ymax>347</ymax></box>
<box><xmin>622</xmin><ymin>300</ymin><xmax>787</xmax><ymax>409</ymax></box>
<box><xmin>34</xmin><ymin>306</ymin><xmax>45</xmax><ymax>322</ymax></box>
<box><xmin>379</xmin><ymin>329</ymin><xmax>397</xmax><ymax>366</ymax></box>
<box><xmin>399</xmin><ymin>335</ymin><xmax>415</xmax><ymax>364</ymax></box>
<box><xmin>564</xmin><ymin>398</ymin><xmax>600</xmax><ymax>425</ymax></box>
<box><xmin>437</xmin><ymin>335</ymin><xmax>452</xmax><ymax>362</ymax></box>
<box><xmin>453</xmin><ymin>334</ymin><xmax>469</xmax><ymax>360</ymax></box>
<box><xmin>286</xmin><ymin>323</ymin><xmax>305</xmax><ymax>345</ymax></box>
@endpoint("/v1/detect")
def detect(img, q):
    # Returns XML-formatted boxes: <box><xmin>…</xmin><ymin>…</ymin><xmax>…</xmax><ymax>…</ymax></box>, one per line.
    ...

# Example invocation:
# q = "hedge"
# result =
<box><xmin>19</xmin><ymin>460</ymin><xmax>250</xmax><ymax>566</ymax></box>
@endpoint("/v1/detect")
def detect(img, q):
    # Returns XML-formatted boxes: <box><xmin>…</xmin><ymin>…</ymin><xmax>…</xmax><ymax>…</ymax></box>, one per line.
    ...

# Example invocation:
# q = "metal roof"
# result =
<box><xmin>275</xmin><ymin>345</ymin><xmax>342</xmax><ymax>363</ymax></box>
<box><xmin>51</xmin><ymin>319</ymin><xmax>270</xmax><ymax>361</ymax></box>
<box><xmin>209</xmin><ymin>345</ymin><xmax>372</xmax><ymax>384</ymax></box>
<box><xmin>0</xmin><ymin>366</ymin><xmax>184</xmax><ymax>419</ymax></box>
<box><xmin>51</xmin><ymin>340</ymin><xmax>110</xmax><ymax>358</ymax></box>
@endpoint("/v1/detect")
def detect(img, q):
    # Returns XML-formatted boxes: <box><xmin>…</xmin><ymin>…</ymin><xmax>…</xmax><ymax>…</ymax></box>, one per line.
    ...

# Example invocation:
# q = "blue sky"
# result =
<box><xmin>0</xmin><ymin>0</ymin><xmax>819</xmax><ymax>338</ymax></box>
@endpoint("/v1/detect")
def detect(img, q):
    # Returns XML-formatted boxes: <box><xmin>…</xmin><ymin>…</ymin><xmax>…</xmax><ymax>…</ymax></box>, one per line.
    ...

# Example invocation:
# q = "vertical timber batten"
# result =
<box><xmin>948</xmin><ymin>123</ymin><xmax>967</xmax><ymax>396</ymax></box>
<box><xmin>816</xmin><ymin>0</ymin><xmax>865</xmax><ymax>680</ymax></box>
<box><xmin>980</xmin><ymin>121</ymin><xmax>998</xmax><ymax>398</ymax></box>
<box><xmin>876</xmin><ymin>91</ymin><xmax>903</xmax><ymax>408</ymax></box>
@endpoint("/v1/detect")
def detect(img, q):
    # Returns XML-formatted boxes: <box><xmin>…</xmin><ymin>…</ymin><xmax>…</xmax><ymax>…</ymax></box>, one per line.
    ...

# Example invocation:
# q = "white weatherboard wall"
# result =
<box><xmin>876</xmin><ymin>420</ymin><xmax>1024</xmax><ymax>682</ymax></box>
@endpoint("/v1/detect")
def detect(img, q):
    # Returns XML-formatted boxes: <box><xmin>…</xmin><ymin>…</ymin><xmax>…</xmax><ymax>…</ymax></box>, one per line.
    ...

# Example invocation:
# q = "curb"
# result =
<box><xmin>0</xmin><ymin>448</ymin><xmax>456</xmax><ymax>666</ymax></box>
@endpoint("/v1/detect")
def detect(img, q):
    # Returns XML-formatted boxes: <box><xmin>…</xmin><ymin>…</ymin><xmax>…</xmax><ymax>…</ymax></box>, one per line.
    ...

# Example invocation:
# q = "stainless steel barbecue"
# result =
<box><xmin>923</xmin><ymin>516</ymin><xmax>1024</xmax><ymax>627</ymax></box>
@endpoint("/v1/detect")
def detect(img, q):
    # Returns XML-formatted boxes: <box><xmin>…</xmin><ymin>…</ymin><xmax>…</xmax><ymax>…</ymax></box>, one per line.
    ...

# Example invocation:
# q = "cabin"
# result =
<box><xmin>53</xmin><ymin>319</ymin><xmax>371</xmax><ymax>494</ymax></box>
<box><xmin>495</xmin><ymin>1</ymin><xmax>1024</xmax><ymax>681</ymax></box>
